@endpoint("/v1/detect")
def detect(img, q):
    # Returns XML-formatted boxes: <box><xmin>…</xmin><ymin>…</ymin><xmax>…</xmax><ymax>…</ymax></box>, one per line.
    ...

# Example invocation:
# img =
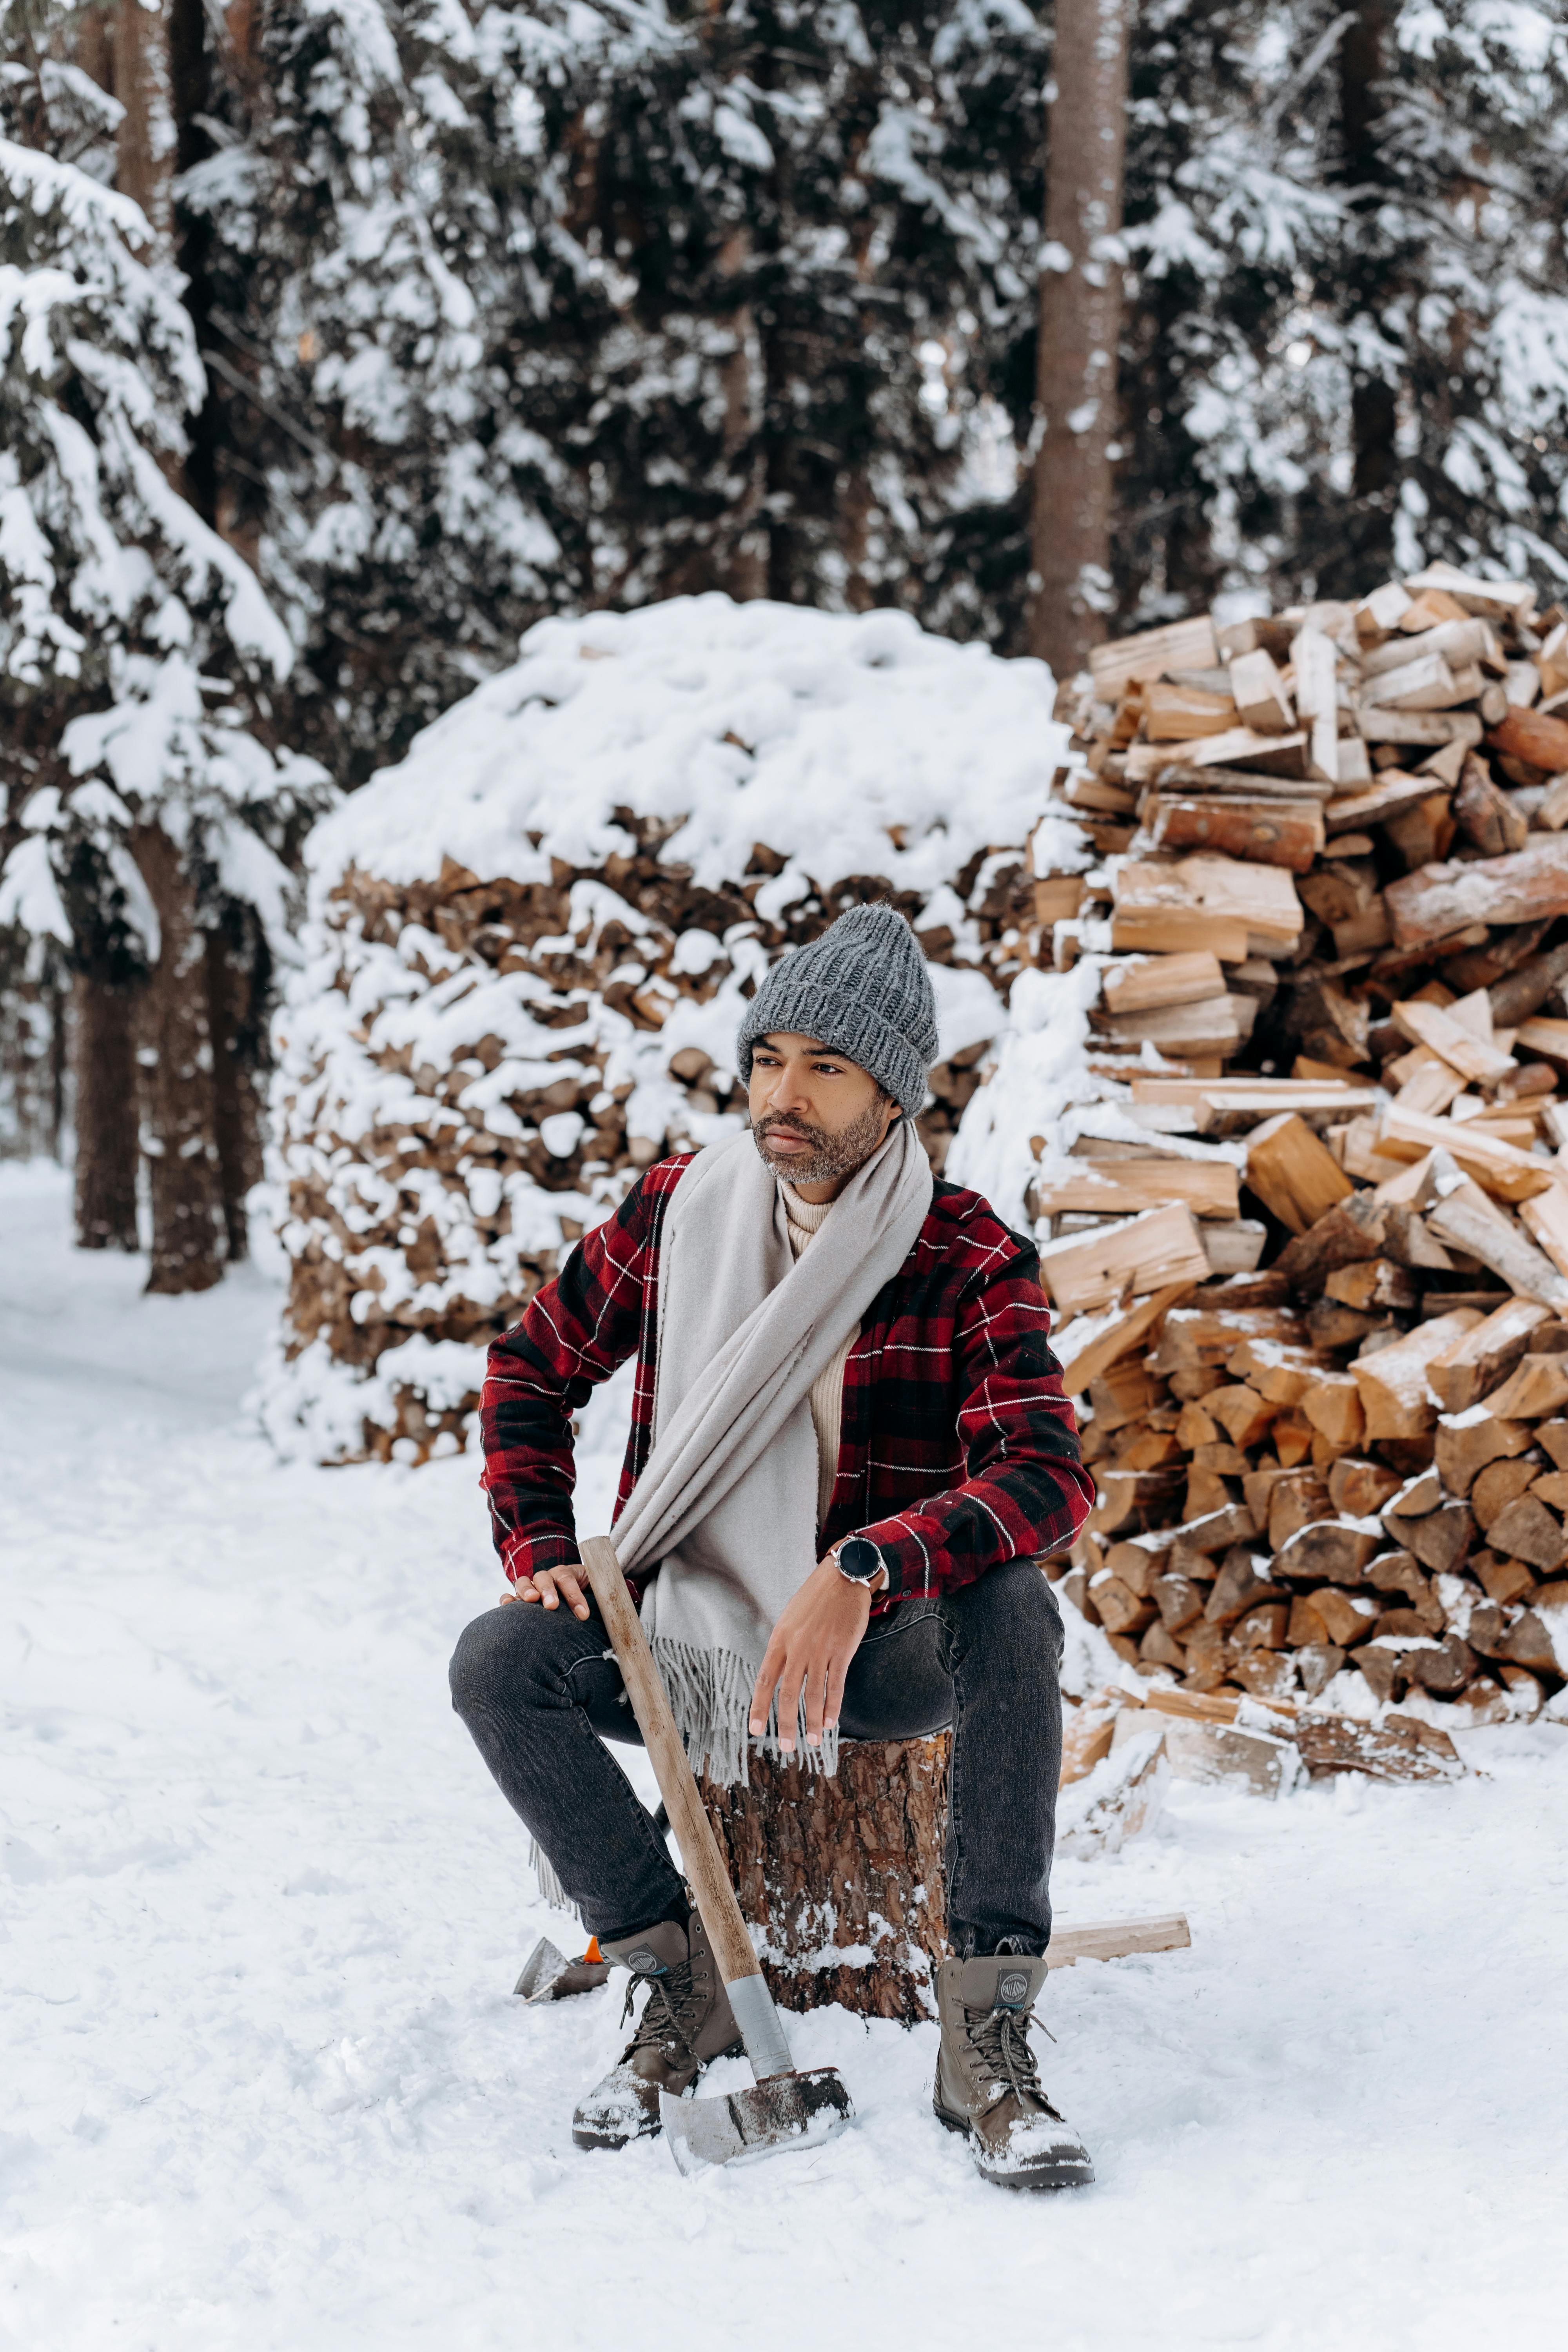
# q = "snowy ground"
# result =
<box><xmin>4</xmin><ymin>1160</ymin><xmax>1566</xmax><ymax>2352</ymax></box>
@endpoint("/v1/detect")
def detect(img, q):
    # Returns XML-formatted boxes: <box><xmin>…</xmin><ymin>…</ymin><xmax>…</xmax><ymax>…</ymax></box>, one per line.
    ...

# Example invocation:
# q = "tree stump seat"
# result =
<box><xmin>698</xmin><ymin>1733</ymin><xmax>951</xmax><ymax>2022</ymax></box>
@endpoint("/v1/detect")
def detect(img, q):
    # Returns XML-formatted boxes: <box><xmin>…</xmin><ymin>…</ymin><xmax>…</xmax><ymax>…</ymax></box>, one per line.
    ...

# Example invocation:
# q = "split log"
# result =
<box><xmin>1379</xmin><ymin>1111</ymin><xmax>1552</xmax><ymax>1202</ymax></box>
<box><xmin>1385</xmin><ymin>836</ymin><xmax>1568</xmax><ymax>950</ymax></box>
<box><xmin>1292</xmin><ymin>1713</ymin><xmax>1464</xmax><ymax>1783</ymax></box>
<box><xmin>1496</xmin><ymin>1584</ymin><xmax>1568</xmax><ymax>1674</ymax></box>
<box><xmin>1484</xmin><ymin>1495</ymin><xmax>1566</xmax><ymax>1572</ymax></box>
<box><xmin>1517</xmin><ymin>1185</ymin><xmax>1568</xmax><ymax>1281</ymax></box>
<box><xmin>1046</xmin><ymin>1913</ymin><xmax>1192</xmax><ymax>1969</ymax></box>
<box><xmin>1425</xmin><ymin>1180</ymin><xmax>1568</xmax><ymax>1308</ymax></box>
<box><xmin>1390</xmin><ymin>997</ymin><xmax>1514</xmax><ymax>1086</ymax></box>
<box><xmin>1362</xmin><ymin>616</ymin><xmax>1501</xmax><ymax>678</ymax></box>
<box><xmin>1244</xmin><ymin>1113</ymin><xmax>1354</xmax><ymax>1235</ymax></box>
<box><xmin>1328</xmin><ymin>1456</ymin><xmax>1402</xmax><ymax>1515</ymax></box>
<box><xmin>1300</xmin><ymin>1371</ymin><xmax>1367</xmax><ymax>1449</ymax></box>
<box><xmin>1324</xmin><ymin>769</ymin><xmax>1452</xmax><ymax>836</ymax></box>
<box><xmin>1142</xmin><ymin>681</ymin><xmax>1238</xmax><ymax>740</ymax></box>
<box><xmin>1428</xmin><ymin>1297</ymin><xmax>1553</xmax><ymax>1411</ymax></box>
<box><xmin>1143</xmin><ymin>795</ymin><xmax>1324</xmax><ymax>871</ymax></box>
<box><xmin>1056</xmin><ymin>1723</ymin><xmax>1170</xmax><ymax>1858</ymax></box>
<box><xmin>1454</xmin><ymin>755</ymin><xmax>1529</xmax><ymax>857</ymax></box>
<box><xmin>1092</xmin><ymin>994</ymin><xmax>1250</xmax><ymax>1058</ymax></box>
<box><xmin>1470</xmin><ymin>1455</ymin><xmax>1543</xmax><ymax>1532</ymax></box>
<box><xmin>1272</xmin><ymin>1518</ymin><xmax>1383</xmax><ymax>1585</ymax></box>
<box><xmin>1350</xmin><ymin>1307</ymin><xmax>1482</xmax><ymax>1439</ymax></box>
<box><xmin>1292</xmin><ymin>628</ymin><xmax>1340</xmax><ymax>784</ymax></box>
<box><xmin>698</xmin><ymin>1737</ymin><xmax>951</xmax><ymax>2021</ymax></box>
<box><xmin>1303</xmin><ymin>1588</ymin><xmax>1380</xmax><ymax>1648</ymax></box>
<box><xmin>1101</xmin><ymin>951</ymin><xmax>1227</xmax><ymax>1013</ymax></box>
<box><xmin>1486</xmin><ymin>705</ymin><xmax>1568</xmax><ymax>775</ymax></box>
<box><xmin>1229</xmin><ymin>649</ymin><xmax>1294</xmax><ymax>732</ymax></box>
<box><xmin>1391</xmin><ymin>1500</ymin><xmax>1476</xmax><ymax>1575</ymax></box>
<box><xmin>1053</xmin><ymin>1281</ymin><xmax>1197</xmax><ymax>1396</ymax></box>
<box><xmin>1037</xmin><ymin>1202</ymin><xmax>1212</xmax><ymax>1315</ymax></box>
<box><xmin>1089</xmin><ymin>615</ymin><xmax>1218</xmax><ymax>697</ymax></box>
<box><xmin>1361</xmin><ymin>708</ymin><xmax>1483</xmax><ymax>749</ymax></box>
<box><xmin>1031</xmin><ymin>1161</ymin><xmax>1240</xmax><ymax>1220</ymax></box>
<box><xmin>1435</xmin><ymin>1411</ymin><xmax>1533</xmax><ymax>1498</ymax></box>
<box><xmin>1125</xmin><ymin>728</ymin><xmax>1310</xmax><ymax>784</ymax></box>
<box><xmin>1404</xmin><ymin>563</ymin><xmax>1534</xmax><ymax>623</ymax></box>
<box><xmin>1487</xmin><ymin>939</ymin><xmax>1568</xmax><ymax>1027</ymax></box>
<box><xmin>1112</xmin><ymin>855</ymin><xmax>1303</xmax><ymax>948</ymax></box>
<box><xmin>1481</xmin><ymin>1354</ymin><xmax>1568</xmax><ymax>1422</ymax></box>
<box><xmin>1159</xmin><ymin>1715</ymin><xmax>1296</xmax><ymax>1796</ymax></box>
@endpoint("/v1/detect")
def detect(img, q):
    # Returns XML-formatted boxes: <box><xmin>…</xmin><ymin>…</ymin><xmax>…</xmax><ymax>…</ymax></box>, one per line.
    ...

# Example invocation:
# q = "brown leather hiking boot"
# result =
<box><xmin>572</xmin><ymin>1915</ymin><xmax>742</xmax><ymax>2151</ymax></box>
<box><xmin>933</xmin><ymin>1953</ymin><xmax>1094</xmax><ymax>2190</ymax></box>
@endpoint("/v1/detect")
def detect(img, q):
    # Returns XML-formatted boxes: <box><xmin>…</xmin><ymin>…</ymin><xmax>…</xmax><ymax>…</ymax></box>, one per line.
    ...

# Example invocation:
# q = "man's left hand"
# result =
<box><xmin>748</xmin><ymin>1552</ymin><xmax>884</xmax><ymax>1753</ymax></box>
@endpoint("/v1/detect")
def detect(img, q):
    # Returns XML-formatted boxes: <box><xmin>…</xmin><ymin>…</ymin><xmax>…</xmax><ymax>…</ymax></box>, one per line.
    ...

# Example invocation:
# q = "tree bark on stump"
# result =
<box><xmin>72</xmin><ymin>970</ymin><xmax>141</xmax><ymax>1250</ymax></box>
<box><xmin>133</xmin><ymin>825</ymin><xmax>226</xmax><ymax>1294</ymax></box>
<box><xmin>698</xmin><ymin>1735</ymin><xmax>951</xmax><ymax>2022</ymax></box>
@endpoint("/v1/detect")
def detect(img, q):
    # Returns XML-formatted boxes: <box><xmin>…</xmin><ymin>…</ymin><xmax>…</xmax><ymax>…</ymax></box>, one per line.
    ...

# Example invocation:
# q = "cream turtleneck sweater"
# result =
<box><xmin>780</xmin><ymin>1181</ymin><xmax>856</xmax><ymax>1530</ymax></box>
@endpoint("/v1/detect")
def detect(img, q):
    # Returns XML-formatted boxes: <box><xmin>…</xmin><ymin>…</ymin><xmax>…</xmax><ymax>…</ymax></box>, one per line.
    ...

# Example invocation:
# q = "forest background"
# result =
<box><xmin>3</xmin><ymin>0</ymin><xmax>1568</xmax><ymax>1289</ymax></box>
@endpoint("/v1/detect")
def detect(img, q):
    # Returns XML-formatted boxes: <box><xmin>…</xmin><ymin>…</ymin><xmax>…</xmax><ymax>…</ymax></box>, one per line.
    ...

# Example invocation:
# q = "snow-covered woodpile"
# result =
<box><xmin>260</xmin><ymin>597</ymin><xmax>1073</xmax><ymax>1462</ymax></box>
<box><xmin>964</xmin><ymin>561</ymin><xmax>1568</xmax><ymax>1741</ymax></box>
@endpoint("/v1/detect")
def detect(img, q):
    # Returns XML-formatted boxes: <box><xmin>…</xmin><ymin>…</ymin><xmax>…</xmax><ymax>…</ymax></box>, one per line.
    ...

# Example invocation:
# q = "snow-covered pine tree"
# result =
<box><xmin>0</xmin><ymin>9</ymin><xmax>332</xmax><ymax>1281</ymax></box>
<box><xmin>178</xmin><ymin>0</ymin><xmax>596</xmax><ymax>787</ymax></box>
<box><xmin>1112</xmin><ymin>0</ymin><xmax>1568</xmax><ymax>624</ymax></box>
<box><xmin>181</xmin><ymin>0</ymin><xmax>1051</xmax><ymax>773</ymax></box>
<box><xmin>517</xmin><ymin>0</ymin><xmax>1035</xmax><ymax>620</ymax></box>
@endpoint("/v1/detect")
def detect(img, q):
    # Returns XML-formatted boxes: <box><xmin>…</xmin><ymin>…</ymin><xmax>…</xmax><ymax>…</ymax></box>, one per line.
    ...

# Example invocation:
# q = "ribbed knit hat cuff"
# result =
<box><xmin>739</xmin><ymin>983</ymin><xmax>926</xmax><ymax>1118</ymax></box>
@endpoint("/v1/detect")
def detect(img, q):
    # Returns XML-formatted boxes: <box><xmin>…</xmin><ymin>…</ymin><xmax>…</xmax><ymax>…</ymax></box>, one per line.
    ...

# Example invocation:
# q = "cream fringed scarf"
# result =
<box><xmin>610</xmin><ymin>1118</ymin><xmax>933</xmax><ymax>1784</ymax></box>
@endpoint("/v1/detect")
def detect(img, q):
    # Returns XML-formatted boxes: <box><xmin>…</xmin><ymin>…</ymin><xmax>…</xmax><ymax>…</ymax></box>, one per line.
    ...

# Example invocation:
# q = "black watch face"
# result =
<box><xmin>840</xmin><ymin>1539</ymin><xmax>879</xmax><ymax>1582</ymax></box>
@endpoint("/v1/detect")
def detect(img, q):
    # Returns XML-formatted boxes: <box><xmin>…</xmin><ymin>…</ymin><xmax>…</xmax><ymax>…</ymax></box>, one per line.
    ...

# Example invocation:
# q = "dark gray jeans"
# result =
<box><xmin>449</xmin><ymin>1557</ymin><xmax>1065</xmax><ymax>1957</ymax></box>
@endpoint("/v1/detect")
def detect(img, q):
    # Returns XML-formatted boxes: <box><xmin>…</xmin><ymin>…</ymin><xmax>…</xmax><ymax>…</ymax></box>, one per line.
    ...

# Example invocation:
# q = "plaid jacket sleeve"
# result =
<box><xmin>855</xmin><ymin>1251</ymin><xmax>1094</xmax><ymax>1605</ymax></box>
<box><xmin>478</xmin><ymin>1163</ymin><xmax>679</xmax><ymax>1586</ymax></box>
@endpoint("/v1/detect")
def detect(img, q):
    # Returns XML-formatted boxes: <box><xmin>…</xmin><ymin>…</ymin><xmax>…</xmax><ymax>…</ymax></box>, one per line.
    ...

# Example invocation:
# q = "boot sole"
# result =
<box><xmin>572</xmin><ymin>2037</ymin><xmax>746</xmax><ymax>2152</ymax></box>
<box><xmin>933</xmin><ymin>2098</ymin><xmax>1095</xmax><ymax>2192</ymax></box>
<box><xmin>572</xmin><ymin>2118</ymin><xmax>661</xmax><ymax>2152</ymax></box>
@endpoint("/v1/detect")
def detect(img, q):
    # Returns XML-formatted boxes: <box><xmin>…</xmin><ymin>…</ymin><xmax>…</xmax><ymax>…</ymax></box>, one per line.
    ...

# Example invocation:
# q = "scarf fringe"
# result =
<box><xmin>650</xmin><ymin>1633</ymin><xmax>840</xmax><ymax>1786</ymax></box>
<box><xmin>527</xmin><ymin>1837</ymin><xmax>580</xmax><ymax>1920</ymax></box>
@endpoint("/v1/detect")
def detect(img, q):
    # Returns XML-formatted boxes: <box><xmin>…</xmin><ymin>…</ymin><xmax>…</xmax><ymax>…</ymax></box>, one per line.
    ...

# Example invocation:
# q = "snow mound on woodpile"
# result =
<box><xmin>260</xmin><ymin>593</ymin><xmax>1076</xmax><ymax>1462</ymax></box>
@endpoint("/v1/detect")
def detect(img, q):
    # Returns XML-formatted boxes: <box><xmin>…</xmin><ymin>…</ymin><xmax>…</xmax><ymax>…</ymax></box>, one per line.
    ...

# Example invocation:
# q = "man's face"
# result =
<box><xmin>748</xmin><ymin>1032</ymin><xmax>899</xmax><ymax>1189</ymax></box>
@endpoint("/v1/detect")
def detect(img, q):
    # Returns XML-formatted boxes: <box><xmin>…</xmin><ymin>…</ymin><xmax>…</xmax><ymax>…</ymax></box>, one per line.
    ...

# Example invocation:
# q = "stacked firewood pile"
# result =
<box><xmin>263</xmin><ymin>601</ymin><xmax>1056</xmax><ymax>1462</ymax></box>
<box><xmin>1034</xmin><ymin>562</ymin><xmax>1568</xmax><ymax>1736</ymax></box>
<box><xmin>268</xmin><ymin>847</ymin><xmax>1023</xmax><ymax>1460</ymax></box>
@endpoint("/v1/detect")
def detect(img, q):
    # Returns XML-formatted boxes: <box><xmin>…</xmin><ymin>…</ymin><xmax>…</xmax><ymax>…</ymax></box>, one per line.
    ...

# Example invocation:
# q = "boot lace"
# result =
<box><xmin>620</xmin><ymin>1961</ymin><xmax>700</xmax><ymax>2066</ymax></box>
<box><xmin>967</xmin><ymin>2000</ymin><xmax>1056</xmax><ymax>2110</ymax></box>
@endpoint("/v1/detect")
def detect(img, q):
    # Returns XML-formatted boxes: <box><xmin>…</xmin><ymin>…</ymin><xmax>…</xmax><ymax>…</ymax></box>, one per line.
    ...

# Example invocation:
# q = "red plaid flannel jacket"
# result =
<box><xmin>479</xmin><ymin>1153</ymin><xmax>1092</xmax><ymax>1611</ymax></box>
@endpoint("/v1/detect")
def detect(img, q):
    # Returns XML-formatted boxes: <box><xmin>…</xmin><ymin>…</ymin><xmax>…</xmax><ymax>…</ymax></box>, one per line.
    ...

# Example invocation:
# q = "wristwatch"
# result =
<box><xmin>833</xmin><ymin>1536</ymin><xmax>884</xmax><ymax>1588</ymax></box>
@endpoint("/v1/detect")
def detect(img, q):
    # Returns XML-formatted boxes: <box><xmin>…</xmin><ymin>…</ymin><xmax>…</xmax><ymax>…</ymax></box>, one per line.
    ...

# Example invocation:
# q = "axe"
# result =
<box><xmin>579</xmin><ymin>1534</ymin><xmax>854</xmax><ymax>2174</ymax></box>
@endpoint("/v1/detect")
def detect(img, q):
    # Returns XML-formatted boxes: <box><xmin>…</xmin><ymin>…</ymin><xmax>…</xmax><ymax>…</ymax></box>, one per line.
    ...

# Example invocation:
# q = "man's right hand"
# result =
<box><xmin>501</xmin><ymin>1564</ymin><xmax>592</xmax><ymax>1620</ymax></box>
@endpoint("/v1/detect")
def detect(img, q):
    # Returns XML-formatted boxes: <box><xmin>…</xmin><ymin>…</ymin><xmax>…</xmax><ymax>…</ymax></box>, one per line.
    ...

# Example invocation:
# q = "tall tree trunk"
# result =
<box><xmin>72</xmin><ymin>971</ymin><xmax>141</xmax><ymax>1250</ymax></box>
<box><xmin>1336</xmin><ymin>1</ymin><xmax>1398</xmax><ymax>584</ymax></box>
<box><xmin>1029</xmin><ymin>0</ymin><xmax>1132</xmax><ymax>679</ymax></box>
<box><xmin>114</xmin><ymin>0</ymin><xmax>176</xmax><ymax>246</ymax></box>
<box><xmin>204</xmin><ymin>926</ymin><xmax>260</xmax><ymax>1262</ymax></box>
<box><xmin>133</xmin><ymin>826</ymin><xmax>225</xmax><ymax>1294</ymax></box>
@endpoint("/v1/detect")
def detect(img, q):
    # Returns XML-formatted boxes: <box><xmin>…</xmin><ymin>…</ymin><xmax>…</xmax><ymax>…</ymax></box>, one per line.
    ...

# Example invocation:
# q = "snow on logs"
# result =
<box><xmin>261</xmin><ymin>598</ymin><xmax>1072</xmax><ymax>1462</ymax></box>
<box><xmin>1030</xmin><ymin>561</ymin><xmax>1568</xmax><ymax>1745</ymax></box>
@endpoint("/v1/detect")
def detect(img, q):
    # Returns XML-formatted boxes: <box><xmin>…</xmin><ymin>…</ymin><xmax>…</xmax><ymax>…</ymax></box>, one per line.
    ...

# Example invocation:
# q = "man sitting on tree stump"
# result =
<box><xmin>450</xmin><ymin>903</ymin><xmax>1097</xmax><ymax>2190</ymax></box>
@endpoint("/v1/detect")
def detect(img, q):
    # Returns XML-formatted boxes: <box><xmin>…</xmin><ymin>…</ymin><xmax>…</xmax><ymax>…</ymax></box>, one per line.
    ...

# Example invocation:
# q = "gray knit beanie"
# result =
<box><xmin>735</xmin><ymin>903</ymin><xmax>940</xmax><ymax>1119</ymax></box>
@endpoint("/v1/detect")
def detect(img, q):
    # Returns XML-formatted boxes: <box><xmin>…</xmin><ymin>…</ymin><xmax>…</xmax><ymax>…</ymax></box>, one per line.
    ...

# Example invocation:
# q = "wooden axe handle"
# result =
<box><xmin>579</xmin><ymin>1534</ymin><xmax>762</xmax><ymax>1988</ymax></box>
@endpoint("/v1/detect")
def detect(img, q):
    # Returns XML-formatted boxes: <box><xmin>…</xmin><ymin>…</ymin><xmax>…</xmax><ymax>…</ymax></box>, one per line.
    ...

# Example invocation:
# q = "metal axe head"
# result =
<box><xmin>659</xmin><ymin>2067</ymin><xmax>853</xmax><ymax>2174</ymax></box>
<box><xmin>514</xmin><ymin>1935</ymin><xmax>612</xmax><ymax>2004</ymax></box>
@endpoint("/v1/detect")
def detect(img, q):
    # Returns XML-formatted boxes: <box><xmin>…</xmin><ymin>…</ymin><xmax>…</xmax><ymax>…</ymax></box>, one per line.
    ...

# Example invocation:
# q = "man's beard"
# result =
<box><xmin>751</xmin><ymin>1098</ymin><xmax>895</xmax><ymax>1187</ymax></box>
